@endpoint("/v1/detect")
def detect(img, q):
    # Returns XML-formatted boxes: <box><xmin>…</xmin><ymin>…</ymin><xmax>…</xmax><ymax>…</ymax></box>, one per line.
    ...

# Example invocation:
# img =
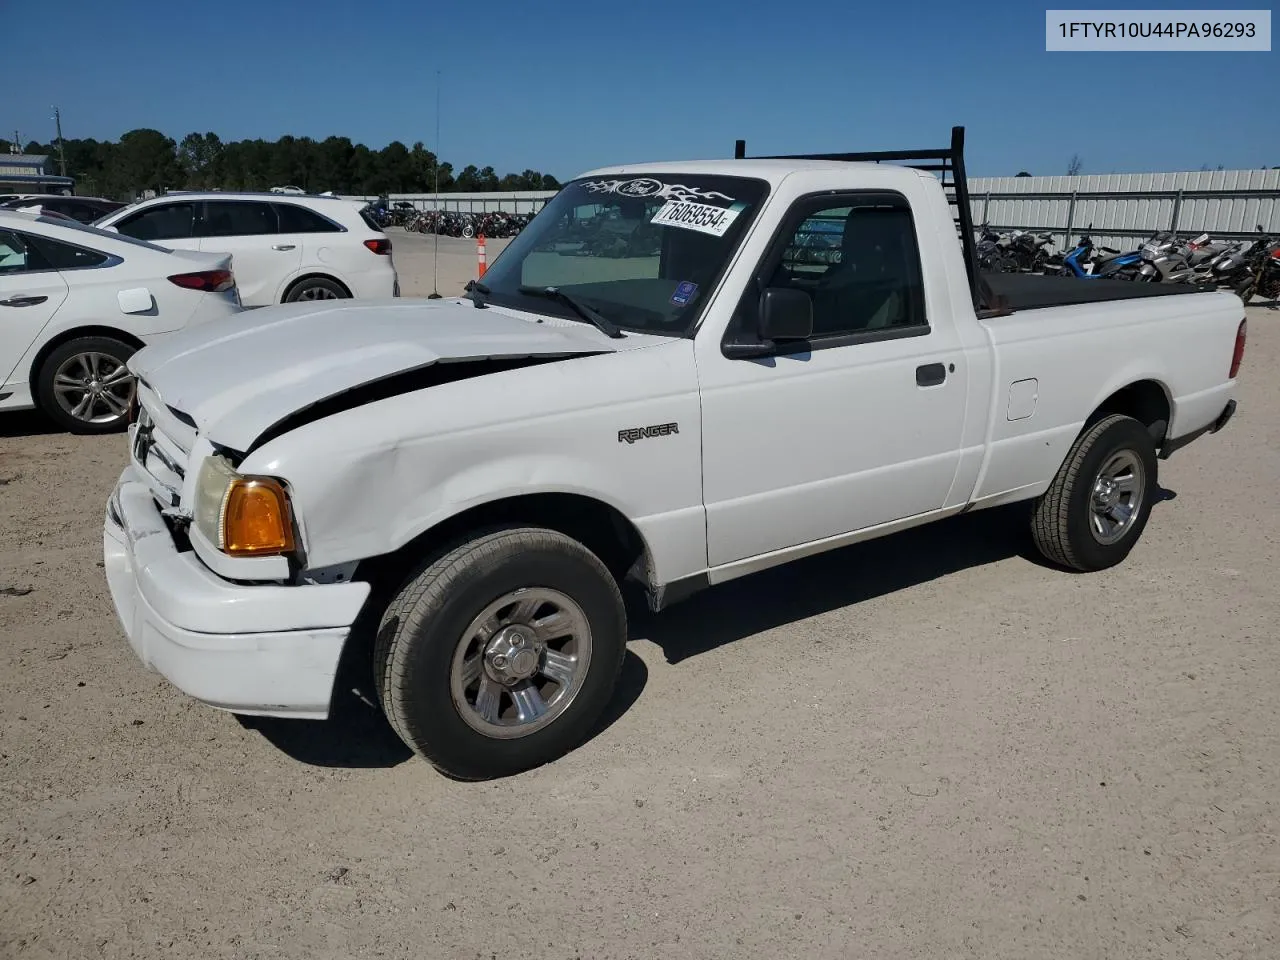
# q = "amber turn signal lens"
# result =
<box><xmin>222</xmin><ymin>478</ymin><xmax>295</xmax><ymax>557</ymax></box>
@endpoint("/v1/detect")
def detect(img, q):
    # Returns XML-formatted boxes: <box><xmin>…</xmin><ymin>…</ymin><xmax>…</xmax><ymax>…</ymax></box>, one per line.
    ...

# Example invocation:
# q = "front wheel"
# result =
<box><xmin>35</xmin><ymin>336</ymin><xmax>137</xmax><ymax>434</ymax></box>
<box><xmin>373</xmin><ymin>527</ymin><xmax>627</xmax><ymax>780</ymax></box>
<box><xmin>1030</xmin><ymin>414</ymin><xmax>1158</xmax><ymax>572</ymax></box>
<box><xmin>1234</xmin><ymin>278</ymin><xmax>1256</xmax><ymax>303</ymax></box>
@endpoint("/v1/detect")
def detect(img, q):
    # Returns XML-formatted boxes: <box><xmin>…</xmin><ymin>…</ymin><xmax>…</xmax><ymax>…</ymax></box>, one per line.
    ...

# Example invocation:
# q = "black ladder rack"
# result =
<box><xmin>733</xmin><ymin>126</ymin><xmax>987</xmax><ymax>311</ymax></box>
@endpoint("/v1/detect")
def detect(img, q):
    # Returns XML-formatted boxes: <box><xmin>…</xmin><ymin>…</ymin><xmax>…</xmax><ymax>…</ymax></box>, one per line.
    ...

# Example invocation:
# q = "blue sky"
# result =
<box><xmin>8</xmin><ymin>0</ymin><xmax>1277</xmax><ymax>178</ymax></box>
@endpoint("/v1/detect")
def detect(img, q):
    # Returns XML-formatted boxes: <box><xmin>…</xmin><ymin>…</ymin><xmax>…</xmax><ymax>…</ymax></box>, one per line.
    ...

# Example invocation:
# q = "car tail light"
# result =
<box><xmin>168</xmin><ymin>269</ymin><xmax>235</xmax><ymax>292</ymax></box>
<box><xmin>364</xmin><ymin>238</ymin><xmax>392</xmax><ymax>255</ymax></box>
<box><xmin>1230</xmin><ymin>319</ymin><xmax>1246</xmax><ymax>378</ymax></box>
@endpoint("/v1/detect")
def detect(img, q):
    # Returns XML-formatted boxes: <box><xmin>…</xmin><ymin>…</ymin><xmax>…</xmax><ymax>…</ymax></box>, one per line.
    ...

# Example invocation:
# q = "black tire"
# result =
<box><xmin>1234</xmin><ymin>278</ymin><xmax>1255</xmax><ymax>303</ymax></box>
<box><xmin>35</xmin><ymin>336</ymin><xmax>137</xmax><ymax>434</ymax></box>
<box><xmin>1030</xmin><ymin>414</ymin><xmax>1158</xmax><ymax>572</ymax></box>
<box><xmin>373</xmin><ymin>526</ymin><xmax>627</xmax><ymax>780</ymax></box>
<box><xmin>284</xmin><ymin>276</ymin><xmax>349</xmax><ymax>303</ymax></box>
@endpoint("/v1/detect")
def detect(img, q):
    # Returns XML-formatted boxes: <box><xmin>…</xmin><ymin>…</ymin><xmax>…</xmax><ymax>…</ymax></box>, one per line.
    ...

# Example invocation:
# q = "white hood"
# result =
<box><xmin>129</xmin><ymin>298</ymin><xmax>619</xmax><ymax>451</ymax></box>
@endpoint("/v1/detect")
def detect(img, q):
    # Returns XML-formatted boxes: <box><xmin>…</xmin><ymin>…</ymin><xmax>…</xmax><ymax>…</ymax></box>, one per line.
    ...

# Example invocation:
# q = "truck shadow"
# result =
<box><xmin>237</xmin><ymin>645</ymin><xmax>648</xmax><ymax>770</ymax></box>
<box><xmin>629</xmin><ymin>498</ymin><xmax>1167</xmax><ymax>665</ymax></box>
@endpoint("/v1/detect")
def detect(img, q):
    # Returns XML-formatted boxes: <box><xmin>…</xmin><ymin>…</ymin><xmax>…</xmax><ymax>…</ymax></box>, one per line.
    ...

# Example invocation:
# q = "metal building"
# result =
<box><xmin>0</xmin><ymin>154</ymin><xmax>75</xmax><ymax>196</ymax></box>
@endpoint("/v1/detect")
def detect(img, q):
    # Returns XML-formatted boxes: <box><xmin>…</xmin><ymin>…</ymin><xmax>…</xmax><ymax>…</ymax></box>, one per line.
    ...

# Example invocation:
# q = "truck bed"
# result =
<box><xmin>983</xmin><ymin>272</ymin><xmax>1213</xmax><ymax>312</ymax></box>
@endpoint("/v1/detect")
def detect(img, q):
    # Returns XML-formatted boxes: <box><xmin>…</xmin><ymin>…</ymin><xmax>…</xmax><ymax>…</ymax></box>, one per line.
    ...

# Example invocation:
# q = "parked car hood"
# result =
<box><xmin>129</xmin><ymin>298</ymin><xmax>623</xmax><ymax>452</ymax></box>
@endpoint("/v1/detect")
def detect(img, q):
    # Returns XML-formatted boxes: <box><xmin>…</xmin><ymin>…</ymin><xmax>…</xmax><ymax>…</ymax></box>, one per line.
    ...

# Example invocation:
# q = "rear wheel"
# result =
<box><xmin>373</xmin><ymin>526</ymin><xmax>627</xmax><ymax>780</ymax></box>
<box><xmin>1031</xmin><ymin>414</ymin><xmax>1158</xmax><ymax>572</ymax></box>
<box><xmin>35</xmin><ymin>336</ymin><xmax>137</xmax><ymax>434</ymax></box>
<box><xmin>284</xmin><ymin>277</ymin><xmax>348</xmax><ymax>302</ymax></box>
<box><xmin>1234</xmin><ymin>278</ymin><xmax>1255</xmax><ymax>303</ymax></box>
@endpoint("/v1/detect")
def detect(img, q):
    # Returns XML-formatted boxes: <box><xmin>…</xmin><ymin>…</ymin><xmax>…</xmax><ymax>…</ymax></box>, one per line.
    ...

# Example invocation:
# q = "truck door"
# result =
<box><xmin>695</xmin><ymin>191</ymin><xmax>968</xmax><ymax>567</ymax></box>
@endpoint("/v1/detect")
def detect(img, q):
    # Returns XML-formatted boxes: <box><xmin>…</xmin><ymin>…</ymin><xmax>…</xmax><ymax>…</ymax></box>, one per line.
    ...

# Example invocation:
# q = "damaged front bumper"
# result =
<box><xmin>102</xmin><ymin>468</ymin><xmax>370</xmax><ymax>719</ymax></box>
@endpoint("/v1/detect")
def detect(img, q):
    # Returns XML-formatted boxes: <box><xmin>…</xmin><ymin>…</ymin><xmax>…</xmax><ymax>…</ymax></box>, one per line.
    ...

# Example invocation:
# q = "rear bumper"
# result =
<box><xmin>347</xmin><ymin>264</ymin><xmax>399</xmax><ymax>299</ymax></box>
<box><xmin>1160</xmin><ymin>398</ymin><xmax>1236</xmax><ymax>460</ymax></box>
<box><xmin>103</xmin><ymin>469</ymin><xmax>370</xmax><ymax>718</ymax></box>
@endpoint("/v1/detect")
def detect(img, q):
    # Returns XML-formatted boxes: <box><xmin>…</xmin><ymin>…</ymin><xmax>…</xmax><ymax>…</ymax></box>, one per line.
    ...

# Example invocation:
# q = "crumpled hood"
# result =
<box><xmin>129</xmin><ymin>298</ymin><xmax>617</xmax><ymax>451</ymax></box>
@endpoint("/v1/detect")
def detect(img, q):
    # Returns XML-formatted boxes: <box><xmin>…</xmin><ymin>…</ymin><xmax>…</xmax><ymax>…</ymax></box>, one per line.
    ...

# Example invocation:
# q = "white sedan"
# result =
<box><xmin>0</xmin><ymin>211</ymin><xmax>243</xmax><ymax>433</ymax></box>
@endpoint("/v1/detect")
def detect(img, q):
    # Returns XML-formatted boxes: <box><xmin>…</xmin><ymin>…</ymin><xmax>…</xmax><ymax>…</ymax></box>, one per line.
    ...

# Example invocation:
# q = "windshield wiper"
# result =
<box><xmin>463</xmin><ymin>279</ymin><xmax>490</xmax><ymax>308</ymax></box>
<box><xmin>517</xmin><ymin>285</ymin><xmax>625</xmax><ymax>339</ymax></box>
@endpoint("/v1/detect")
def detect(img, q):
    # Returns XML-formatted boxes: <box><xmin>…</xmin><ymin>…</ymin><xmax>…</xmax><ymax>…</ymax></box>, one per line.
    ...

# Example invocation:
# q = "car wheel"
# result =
<box><xmin>285</xmin><ymin>277</ymin><xmax>348</xmax><ymax>302</ymax></box>
<box><xmin>373</xmin><ymin>526</ymin><xmax>627</xmax><ymax>780</ymax></box>
<box><xmin>35</xmin><ymin>336</ymin><xmax>137</xmax><ymax>434</ymax></box>
<box><xmin>1031</xmin><ymin>414</ymin><xmax>1158</xmax><ymax>572</ymax></box>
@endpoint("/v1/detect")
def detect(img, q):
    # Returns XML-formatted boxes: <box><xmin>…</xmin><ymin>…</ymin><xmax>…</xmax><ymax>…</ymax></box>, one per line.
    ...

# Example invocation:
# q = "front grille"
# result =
<box><xmin>132</xmin><ymin>394</ymin><xmax>194</xmax><ymax>511</ymax></box>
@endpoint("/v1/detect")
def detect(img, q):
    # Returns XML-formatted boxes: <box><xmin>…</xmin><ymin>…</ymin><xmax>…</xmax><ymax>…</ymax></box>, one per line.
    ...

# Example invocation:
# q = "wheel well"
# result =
<box><xmin>28</xmin><ymin>326</ymin><xmax>146</xmax><ymax>395</ymax></box>
<box><xmin>282</xmin><ymin>273</ymin><xmax>352</xmax><ymax>302</ymax></box>
<box><xmin>355</xmin><ymin>493</ymin><xmax>650</xmax><ymax>597</ymax></box>
<box><xmin>1090</xmin><ymin>380</ymin><xmax>1171</xmax><ymax>442</ymax></box>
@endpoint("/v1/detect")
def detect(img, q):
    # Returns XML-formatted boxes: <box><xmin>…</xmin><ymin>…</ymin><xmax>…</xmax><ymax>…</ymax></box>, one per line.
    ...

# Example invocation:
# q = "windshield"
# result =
<box><xmin>475</xmin><ymin>173</ymin><xmax>769</xmax><ymax>335</ymax></box>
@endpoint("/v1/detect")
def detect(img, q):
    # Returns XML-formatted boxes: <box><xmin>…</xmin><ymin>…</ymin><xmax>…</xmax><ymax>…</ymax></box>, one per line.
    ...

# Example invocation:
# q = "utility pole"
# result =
<box><xmin>52</xmin><ymin>106</ymin><xmax>67</xmax><ymax>176</ymax></box>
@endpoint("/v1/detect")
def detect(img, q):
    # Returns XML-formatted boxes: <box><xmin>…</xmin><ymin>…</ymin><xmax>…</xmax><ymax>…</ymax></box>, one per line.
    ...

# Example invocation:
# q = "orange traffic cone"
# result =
<box><xmin>477</xmin><ymin>234</ymin><xmax>487</xmax><ymax>278</ymax></box>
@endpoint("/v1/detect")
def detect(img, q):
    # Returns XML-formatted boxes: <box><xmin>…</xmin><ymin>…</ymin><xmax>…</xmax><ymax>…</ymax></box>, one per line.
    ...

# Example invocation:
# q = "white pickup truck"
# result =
<box><xmin>104</xmin><ymin>128</ymin><xmax>1246</xmax><ymax>779</ymax></box>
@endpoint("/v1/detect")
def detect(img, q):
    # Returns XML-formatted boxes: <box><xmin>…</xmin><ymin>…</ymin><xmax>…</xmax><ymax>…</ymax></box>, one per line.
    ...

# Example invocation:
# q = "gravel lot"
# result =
<box><xmin>2</xmin><ymin>235</ymin><xmax>1277</xmax><ymax>959</ymax></box>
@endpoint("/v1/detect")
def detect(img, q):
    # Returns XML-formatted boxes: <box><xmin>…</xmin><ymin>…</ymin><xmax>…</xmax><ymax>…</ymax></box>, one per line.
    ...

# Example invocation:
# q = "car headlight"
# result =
<box><xmin>193</xmin><ymin>455</ymin><xmax>296</xmax><ymax>557</ymax></box>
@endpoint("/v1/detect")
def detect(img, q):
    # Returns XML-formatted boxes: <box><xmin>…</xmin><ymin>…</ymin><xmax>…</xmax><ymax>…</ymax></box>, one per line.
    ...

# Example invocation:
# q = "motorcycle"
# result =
<box><xmin>1057</xmin><ymin>223</ymin><xmax>1143</xmax><ymax>279</ymax></box>
<box><xmin>975</xmin><ymin>224</ymin><xmax>1017</xmax><ymax>272</ymax></box>
<box><xmin>1234</xmin><ymin>232</ymin><xmax>1280</xmax><ymax>303</ymax></box>
<box><xmin>1135</xmin><ymin>232</ymin><xmax>1202</xmax><ymax>284</ymax></box>
<box><xmin>1200</xmin><ymin>225</ymin><xmax>1267</xmax><ymax>290</ymax></box>
<box><xmin>1007</xmin><ymin>230</ymin><xmax>1056</xmax><ymax>273</ymax></box>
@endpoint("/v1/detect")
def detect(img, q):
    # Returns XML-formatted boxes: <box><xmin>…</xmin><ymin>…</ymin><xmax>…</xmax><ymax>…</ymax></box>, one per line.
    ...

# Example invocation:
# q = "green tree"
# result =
<box><xmin>116</xmin><ymin>129</ymin><xmax>183</xmax><ymax>195</ymax></box>
<box><xmin>313</xmin><ymin>136</ymin><xmax>355</xmax><ymax>193</ymax></box>
<box><xmin>379</xmin><ymin>141</ymin><xmax>413</xmax><ymax>192</ymax></box>
<box><xmin>178</xmin><ymin>132</ymin><xmax>224</xmax><ymax>189</ymax></box>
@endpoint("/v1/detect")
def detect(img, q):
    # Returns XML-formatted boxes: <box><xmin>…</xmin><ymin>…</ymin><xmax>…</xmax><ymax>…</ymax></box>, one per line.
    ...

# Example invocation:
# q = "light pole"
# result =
<box><xmin>428</xmin><ymin>70</ymin><xmax>444</xmax><ymax>300</ymax></box>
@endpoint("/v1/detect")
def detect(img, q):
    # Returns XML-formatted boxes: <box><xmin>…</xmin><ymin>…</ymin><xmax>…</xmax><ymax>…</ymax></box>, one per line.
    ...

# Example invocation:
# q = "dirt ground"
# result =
<box><xmin>1</xmin><ymin>235</ymin><xmax>1277</xmax><ymax>959</ymax></box>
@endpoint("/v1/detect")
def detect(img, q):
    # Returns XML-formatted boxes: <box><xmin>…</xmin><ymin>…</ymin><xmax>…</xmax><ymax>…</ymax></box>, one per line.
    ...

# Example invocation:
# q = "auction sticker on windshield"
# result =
<box><xmin>652</xmin><ymin>199</ymin><xmax>742</xmax><ymax>237</ymax></box>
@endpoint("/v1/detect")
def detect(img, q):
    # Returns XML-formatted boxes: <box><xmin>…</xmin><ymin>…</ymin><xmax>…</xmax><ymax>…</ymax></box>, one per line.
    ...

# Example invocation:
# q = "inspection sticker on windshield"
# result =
<box><xmin>671</xmin><ymin>281</ymin><xmax>698</xmax><ymax>305</ymax></box>
<box><xmin>651</xmin><ymin>199</ymin><xmax>741</xmax><ymax>237</ymax></box>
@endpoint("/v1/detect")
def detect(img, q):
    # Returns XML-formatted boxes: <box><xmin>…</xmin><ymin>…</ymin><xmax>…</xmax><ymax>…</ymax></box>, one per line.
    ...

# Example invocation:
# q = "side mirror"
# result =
<box><xmin>759</xmin><ymin>287</ymin><xmax>813</xmax><ymax>341</ymax></box>
<box><xmin>722</xmin><ymin>287</ymin><xmax>813</xmax><ymax>359</ymax></box>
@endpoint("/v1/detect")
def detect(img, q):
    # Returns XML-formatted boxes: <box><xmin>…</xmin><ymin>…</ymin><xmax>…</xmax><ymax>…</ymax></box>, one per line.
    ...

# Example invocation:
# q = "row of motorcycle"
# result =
<box><xmin>366</xmin><ymin>202</ymin><xmax>532</xmax><ymax>239</ymax></box>
<box><xmin>976</xmin><ymin>223</ymin><xmax>1280</xmax><ymax>303</ymax></box>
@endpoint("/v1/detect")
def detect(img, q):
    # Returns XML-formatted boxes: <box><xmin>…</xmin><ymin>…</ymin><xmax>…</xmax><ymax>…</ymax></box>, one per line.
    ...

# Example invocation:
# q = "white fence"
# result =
<box><xmin>958</xmin><ymin>168</ymin><xmax>1280</xmax><ymax>251</ymax></box>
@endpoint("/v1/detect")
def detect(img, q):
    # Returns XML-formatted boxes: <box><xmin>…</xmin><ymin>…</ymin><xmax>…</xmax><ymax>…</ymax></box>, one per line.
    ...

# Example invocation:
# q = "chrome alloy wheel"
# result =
<box><xmin>52</xmin><ymin>351</ymin><xmax>135</xmax><ymax>425</ymax></box>
<box><xmin>1089</xmin><ymin>450</ymin><xmax>1145</xmax><ymax>545</ymax></box>
<box><xmin>449</xmin><ymin>588</ymin><xmax>592</xmax><ymax>739</ymax></box>
<box><xmin>296</xmin><ymin>284</ymin><xmax>340</xmax><ymax>300</ymax></box>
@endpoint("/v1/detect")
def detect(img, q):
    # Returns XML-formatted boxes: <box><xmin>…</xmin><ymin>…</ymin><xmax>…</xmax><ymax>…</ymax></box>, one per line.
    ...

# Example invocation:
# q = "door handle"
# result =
<box><xmin>916</xmin><ymin>362</ymin><xmax>947</xmax><ymax>387</ymax></box>
<box><xmin>272</xmin><ymin>244</ymin><xmax>297</xmax><ymax>251</ymax></box>
<box><xmin>0</xmin><ymin>295</ymin><xmax>49</xmax><ymax>307</ymax></box>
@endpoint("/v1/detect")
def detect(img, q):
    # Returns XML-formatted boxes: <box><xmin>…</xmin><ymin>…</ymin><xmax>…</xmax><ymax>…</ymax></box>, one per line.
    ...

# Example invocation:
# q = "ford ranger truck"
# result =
<box><xmin>104</xmin><ymin>128</ymin><xmax>1245</xmax><ymax>779</ymax></box>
